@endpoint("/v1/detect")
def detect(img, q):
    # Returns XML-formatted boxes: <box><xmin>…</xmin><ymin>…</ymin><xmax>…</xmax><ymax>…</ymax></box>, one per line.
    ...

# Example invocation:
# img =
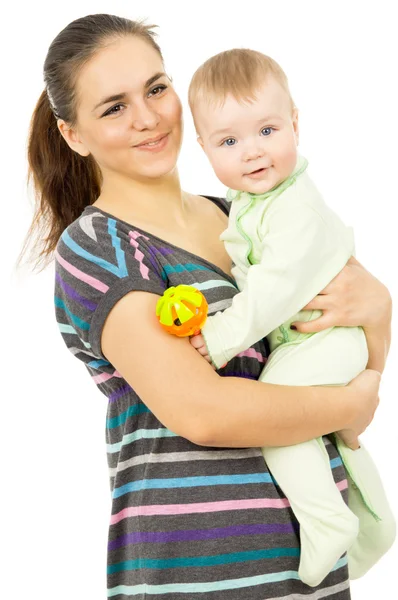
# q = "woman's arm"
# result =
<box><xmin>101</xmin><ymin>290</ymin><xmax>380</xmax><ymax>449</ymax></box>
<box><xmin>292</xmin><ymin>256</ymin><xmax>392</xmax><ymax>373</ymax></box>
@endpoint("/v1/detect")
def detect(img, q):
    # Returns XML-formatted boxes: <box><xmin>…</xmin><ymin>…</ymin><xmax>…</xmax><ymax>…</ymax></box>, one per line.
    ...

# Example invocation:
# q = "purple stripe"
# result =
<box><xmin>219</xmin><ymin>371</ymin><xmax>258</xmax><ymax>379</ymax></box>
<box><xmin>56</xmin><ymin>272</ymin><xmax>97</xmax><ymax>311</ymax></box>
<box><xmin>150</xmin><ymin>245</ymin><xmax>174</xmax><ymax>257</ymax></box>
<box><xmin>147</xmin><ymin>246</ymin><xmax>173</xmax><ymax>281</ymax></box>
<box><xmin>108</xmin><ymin>523</ymin><xmax>296</xmax><ymax>551</ymax></box>
<box><xmin>108</xmin><ymin>384</ymin><xmax>133</xmax><ymax>403</ymax></box>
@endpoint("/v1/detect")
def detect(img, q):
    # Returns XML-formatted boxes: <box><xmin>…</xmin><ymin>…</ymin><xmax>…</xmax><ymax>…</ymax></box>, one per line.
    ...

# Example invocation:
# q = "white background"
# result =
<box><xmin>2</xmin><ymin>1</ymin><xmax>397</xmax><ymax>598</ymax></box>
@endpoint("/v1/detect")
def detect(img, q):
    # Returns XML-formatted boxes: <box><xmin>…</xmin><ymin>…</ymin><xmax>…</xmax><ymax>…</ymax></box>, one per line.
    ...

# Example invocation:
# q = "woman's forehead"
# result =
<box><xmin>77</xmin><ymin>36</ymin><xmax>163</xmax><ymax>108</ymax></box>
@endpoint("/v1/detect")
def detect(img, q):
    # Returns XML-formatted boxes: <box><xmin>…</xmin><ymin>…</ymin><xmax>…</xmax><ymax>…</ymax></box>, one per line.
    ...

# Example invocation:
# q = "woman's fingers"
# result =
<box><xmin>291</xmin><ymin>312</ymin><xmax>334</xmax><ymax>333</ymax></box>
<box><xmin>301</xmin><ymin>295</ymin><xmax>330</xmax><ymax>310</ymax></box>
<box><xmin>298</xmin><ymin>256</ymin><xmax>391</xmax><ymax>331</ymax></box>
<box><xmin>335</xmin><ymin>431</ymin><xmax>361</xmax><ymax>450</ymax></box>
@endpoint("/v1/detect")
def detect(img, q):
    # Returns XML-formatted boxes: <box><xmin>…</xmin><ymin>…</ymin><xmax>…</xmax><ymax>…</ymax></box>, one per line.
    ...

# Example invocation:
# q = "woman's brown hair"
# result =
<box><xmin>21</xmin><ymin>13</ymin><xmax>162</xmax><ymax>270</ymax></box>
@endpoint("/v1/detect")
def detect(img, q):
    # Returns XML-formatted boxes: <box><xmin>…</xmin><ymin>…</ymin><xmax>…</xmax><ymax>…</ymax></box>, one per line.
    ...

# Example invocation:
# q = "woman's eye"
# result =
<box><xmin>261</xmin><ymin>127</ymin><xmax>273</xmax><ymax>136</ymax></box>
<box><xmin>222</xmin><ymin>138</ymin><xmax>236</xmax><ymax>147</ymax></box>
<box><xmin>103</xmin><ymin>104</ymin><xmax>124</xmax><ymax>117</ymax></box>
<box><xmin>148</xmin><ymin>85</ymin><xmax>167</xmax><ymax>97</ymax></box>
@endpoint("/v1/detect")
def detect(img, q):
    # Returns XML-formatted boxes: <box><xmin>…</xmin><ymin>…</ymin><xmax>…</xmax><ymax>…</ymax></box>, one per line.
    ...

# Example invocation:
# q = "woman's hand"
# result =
<box><xmin>337</xmin><ymin>369</ymin><xmax>381</xmax><ymax>449</ymax></box>
<box><xmin>291</xmin><ymin>256</ymin><xmax>392</xmax><ymax>333</ymax></box>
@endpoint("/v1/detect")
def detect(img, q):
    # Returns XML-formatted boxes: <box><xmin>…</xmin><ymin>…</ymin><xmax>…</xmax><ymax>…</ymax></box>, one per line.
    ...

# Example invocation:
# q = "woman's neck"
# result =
<box><xmin>94</xmin><ymin>169</ymin><xmax>191</xmax><ymax>228</ymax></box>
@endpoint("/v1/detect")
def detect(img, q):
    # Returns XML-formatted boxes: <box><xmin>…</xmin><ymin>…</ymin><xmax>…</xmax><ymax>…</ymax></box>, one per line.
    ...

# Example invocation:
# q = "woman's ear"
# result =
<box><xmin>57</xmin><ymin>119</ymin><xmax>90</xmax><ymax>157</ymax></box>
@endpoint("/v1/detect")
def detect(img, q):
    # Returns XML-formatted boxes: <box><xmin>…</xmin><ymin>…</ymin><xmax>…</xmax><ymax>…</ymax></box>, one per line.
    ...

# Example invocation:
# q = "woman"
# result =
<box><xmin>26</xmin><ymin>13</ymin><xmax>390</xmax><ymax>599</ymax></box>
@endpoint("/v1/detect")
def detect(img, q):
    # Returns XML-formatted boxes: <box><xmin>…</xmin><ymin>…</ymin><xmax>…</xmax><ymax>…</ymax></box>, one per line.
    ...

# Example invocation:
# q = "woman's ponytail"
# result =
<box><xmin>23</xmin><ymin>89</ymin><xmax>101</xmax><ymax>269</ymax></box>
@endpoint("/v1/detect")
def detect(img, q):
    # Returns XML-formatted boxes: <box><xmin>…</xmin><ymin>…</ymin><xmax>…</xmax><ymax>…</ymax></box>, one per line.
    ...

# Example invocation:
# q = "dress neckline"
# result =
<box><xmin>83</xmin><ymin>196</ymin><xmax>237</xmax><ymax>286</ymax></box>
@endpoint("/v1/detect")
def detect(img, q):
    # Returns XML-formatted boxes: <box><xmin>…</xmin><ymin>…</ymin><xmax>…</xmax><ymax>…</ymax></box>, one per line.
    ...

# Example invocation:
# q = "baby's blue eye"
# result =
<box><xmin>261</xmin><ymin>127</ymin><xmax>273</xmax><ymax>136</ymax></box>
<box><xmin>223</xmin><ymin>138</ymin><xmax>236</xmax><ymax>146</ymax></box>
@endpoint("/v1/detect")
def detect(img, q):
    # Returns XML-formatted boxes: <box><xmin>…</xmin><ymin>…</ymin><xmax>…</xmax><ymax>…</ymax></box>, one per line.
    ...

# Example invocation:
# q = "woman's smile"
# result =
<box><xmin>132</xmin><ymin>132</ymin><xmax>170</xmax><ymax>152</ymax></box>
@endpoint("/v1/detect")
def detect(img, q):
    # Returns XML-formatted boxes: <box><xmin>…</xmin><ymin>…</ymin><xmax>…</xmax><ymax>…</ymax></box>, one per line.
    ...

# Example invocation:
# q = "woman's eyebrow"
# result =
<box><xmin>93</xmin><ymin>72</ymin><xmax>167</xmax><ymax>111</ymax></box>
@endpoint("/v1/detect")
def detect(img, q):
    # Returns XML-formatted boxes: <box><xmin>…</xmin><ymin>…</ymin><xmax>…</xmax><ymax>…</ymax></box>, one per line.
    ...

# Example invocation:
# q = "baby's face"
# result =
<box><xmin>194</xmin><ymin>77</ymin><xmax>299</xmax><ymax>194</ymax></box>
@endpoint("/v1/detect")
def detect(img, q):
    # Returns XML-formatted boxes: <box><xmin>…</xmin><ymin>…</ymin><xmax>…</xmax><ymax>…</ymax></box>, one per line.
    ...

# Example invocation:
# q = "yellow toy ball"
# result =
<box><xmin>156</xmin><ymin>285</ymin><xmax>208</xmax><ymax>337</ymax></box>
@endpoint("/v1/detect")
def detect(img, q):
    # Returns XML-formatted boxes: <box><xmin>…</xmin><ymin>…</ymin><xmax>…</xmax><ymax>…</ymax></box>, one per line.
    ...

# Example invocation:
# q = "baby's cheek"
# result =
<box><xmin>213</xmin><ymin>158</ymin><xmax>239</xmax><ymax>189</ymax></box>
<box><xmin>275</xmin><ymin>146</ymin><xmax>298</xmax><ymax>176</ymax></box>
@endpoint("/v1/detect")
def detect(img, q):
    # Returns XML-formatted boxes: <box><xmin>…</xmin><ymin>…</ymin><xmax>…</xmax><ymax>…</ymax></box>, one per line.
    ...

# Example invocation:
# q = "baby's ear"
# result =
<box><xmin>197</xmin><ymin>136</ymin><xmax>204</xmax><ymax>150</ymax></box>
<box><xmin>292</xmin><ymin>108</ymin><xmax>299</xmax><ymax>145</ymax></box>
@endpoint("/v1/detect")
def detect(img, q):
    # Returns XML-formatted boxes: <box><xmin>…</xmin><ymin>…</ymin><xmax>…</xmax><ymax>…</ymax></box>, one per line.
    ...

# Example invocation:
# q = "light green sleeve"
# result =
<box><xmin>201</xmin><ymin>201</ymin><xmax>353</xmax><ymax>369</ymax></box>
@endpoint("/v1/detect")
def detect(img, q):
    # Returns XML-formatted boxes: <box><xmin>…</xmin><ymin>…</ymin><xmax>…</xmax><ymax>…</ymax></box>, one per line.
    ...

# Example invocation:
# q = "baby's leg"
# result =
<box><xmin>333</xmin><ymin>436</ymin><xmax>396</xmax><ymax>579</ymax></box>
<box><xmin>260</xmin><ymin>327</ymin><xmax>395</xmax><ymax>581</ymax></box>
<box><xmin>262</xmin><ymin>439</ymin><xmax>359</xmax><ymax>587</ymax></box>
<box><xmin>259</xmin><ymin>328</ymin><xmax>367</xmax><ymax>586</ymax></box>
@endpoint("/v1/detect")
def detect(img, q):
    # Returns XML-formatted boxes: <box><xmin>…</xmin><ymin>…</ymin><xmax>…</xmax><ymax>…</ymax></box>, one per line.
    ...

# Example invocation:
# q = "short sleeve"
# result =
<box><xmin>54</xmin><ymin>210</ymin><xmax>166</xmax><ymax>362</ymax></box>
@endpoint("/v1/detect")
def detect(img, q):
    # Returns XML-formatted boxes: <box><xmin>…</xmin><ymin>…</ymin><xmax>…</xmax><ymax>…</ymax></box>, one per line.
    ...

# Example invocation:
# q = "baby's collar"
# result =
<box><xmin>226</xmin><ymin>188</ymin><xmax>239</xmax><ymax>202</ymax></box>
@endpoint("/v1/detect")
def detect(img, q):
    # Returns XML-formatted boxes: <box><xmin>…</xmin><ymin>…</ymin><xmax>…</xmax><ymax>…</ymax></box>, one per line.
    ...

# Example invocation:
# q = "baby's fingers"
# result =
<box><xmin>189</xmin><ymin>333</ymin><xmax>205</xmax><ymax>349</ymax></box>
<box><xmin>197</xmin><ymin>345</ymin><xmax>210</xmax><ymax>357</ymax></box>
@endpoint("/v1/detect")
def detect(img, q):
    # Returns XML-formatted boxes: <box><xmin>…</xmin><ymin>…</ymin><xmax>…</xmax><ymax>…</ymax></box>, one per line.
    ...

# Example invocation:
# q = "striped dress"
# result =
<box><xmin>54</xmin><ymin>195</ymin><xmax>351</xmax><ymax>599</ymax></box>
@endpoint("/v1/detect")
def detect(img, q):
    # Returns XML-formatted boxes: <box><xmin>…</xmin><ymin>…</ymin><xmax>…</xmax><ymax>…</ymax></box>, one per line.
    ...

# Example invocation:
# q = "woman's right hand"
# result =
<box><xmin>336</xmin><ymin>369</ymin><xmax>381</xmax><ymax>449</ymax></box>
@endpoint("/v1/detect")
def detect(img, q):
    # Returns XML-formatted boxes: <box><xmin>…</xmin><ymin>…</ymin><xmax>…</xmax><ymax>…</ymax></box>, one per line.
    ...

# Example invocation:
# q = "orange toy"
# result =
<box><xmin>156</xmin><ymin>285</ymin><xmax>208</xmax><ymax>337</ymax></box>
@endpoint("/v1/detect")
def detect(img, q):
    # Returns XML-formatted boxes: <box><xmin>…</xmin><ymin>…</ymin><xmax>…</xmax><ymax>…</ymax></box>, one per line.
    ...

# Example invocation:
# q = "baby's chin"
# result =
<box><xmin>238</xmin><ymin>178</ymin><xmax>279</xmax><ymax>195</ymax></box>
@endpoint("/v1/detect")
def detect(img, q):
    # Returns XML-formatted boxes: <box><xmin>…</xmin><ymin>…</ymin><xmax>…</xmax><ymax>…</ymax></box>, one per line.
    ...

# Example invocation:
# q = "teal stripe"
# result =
<box><xmin>108</xmin><ymin>219</ymin><xmax>128</xmax><ymax>277</ymax></box>
<box><xmin>55</xmin><ymin>297</ymin><xmax>90</xmax><ymax>330</ymax></box>
<box><xmin>162</xmin><ymin>264</ymin><xmax>212</xmax><ymax>276</ymax></box>
<box><xmin>113</xmin><ymin>473</ymin><xmax>273</xmax><ymax>499</ymax></box>
<box><xmin>88</xmin><ymin>359</ymin><xmax>110</xmax><ymax>369</ymax></box>
<box><xmin>58</xmin><ymin>324</ymin><xmax>91</xmax><ymax>348</ymax></box>
<box><xmin>62</xmin><ymin>230</ymin><xmax>125</xmax><ymax>277</ymax></box>
<box><xmin>107</xmin><ymin>428</ymin><xmax>177</xmax><ymax>454</ymax></box>
<box><xmin>108</xmin><ymin>547</ymin><xmax>300</xmax><ymax>574</ymax></box>
<box><xmin>107</xmin><ymin>557</ymin><xmax>347</xmax><ymax>596</ymax></box>
<box><xmin>107</xmin><ymin>404</ymin><xmax>151</xmax><ymax>429</ymax></box>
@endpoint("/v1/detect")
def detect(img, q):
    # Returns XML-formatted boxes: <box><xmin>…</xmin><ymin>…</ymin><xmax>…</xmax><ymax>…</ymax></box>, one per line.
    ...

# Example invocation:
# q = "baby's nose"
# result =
<box><xmin>242</xmin><ymin>144</ymin><xmax>265</xmax><ymax>161</ymax></box>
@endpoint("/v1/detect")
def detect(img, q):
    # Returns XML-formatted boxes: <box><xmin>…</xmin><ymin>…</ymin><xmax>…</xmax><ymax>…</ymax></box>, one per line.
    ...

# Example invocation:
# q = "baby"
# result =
<box><xmin>187</xmin><ymin>49</ymin><xmax>395</xmax><ymax>587</ymax></box>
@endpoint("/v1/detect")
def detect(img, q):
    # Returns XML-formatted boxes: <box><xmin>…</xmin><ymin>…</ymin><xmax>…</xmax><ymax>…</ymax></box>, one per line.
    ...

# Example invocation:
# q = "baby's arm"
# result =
<box><xmin>198</xmin><ymin>200</ymin><xmax>353</xmax><ymax>369</ymax></box>
<box><xmin>190</xmin><ymin>262</ymin><xmax>247</xmax><ymax>366</ymax></box>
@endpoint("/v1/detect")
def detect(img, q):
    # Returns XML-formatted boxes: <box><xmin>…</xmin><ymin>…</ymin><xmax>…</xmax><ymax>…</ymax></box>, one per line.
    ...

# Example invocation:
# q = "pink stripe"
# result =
<box><xmin>130</xmin><ymin>231</ymin><xmax>150</xmax><ymax>241</ymax></box>
<box><xmin>337</xmin><ymin>479</ymin><xmax>348</xmax><ymax>491</ymax></box>
<box><xmin>129</xmin><ymin>231</ymin><xmax>150</xmax><ymax>280</ymax></box>
<box><xmin>92</xmin><ymin>370</ymin><xmax>123</xmax><ymax>384</ymax></box>
<box><xmin>110</xmin><ymin>497</ymin><xmax>291</xmax><ymax>525</ymax></box>
<box><xmin>55</xmin><ymin>250</ymin><xmax>109</xmax><ymax>293</ymax></box>
<box><xmin>236</xmin><ymin>348</ymin><xmax>265</xmax><ymax>363</ymax></box>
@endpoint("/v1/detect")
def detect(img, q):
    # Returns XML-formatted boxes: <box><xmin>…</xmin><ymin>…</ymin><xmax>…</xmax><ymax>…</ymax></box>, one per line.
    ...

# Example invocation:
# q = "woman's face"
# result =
<box><xmin>61</xmin><ymin>35</ymin><xmax>183</xmax><ymax>182</ymax></box>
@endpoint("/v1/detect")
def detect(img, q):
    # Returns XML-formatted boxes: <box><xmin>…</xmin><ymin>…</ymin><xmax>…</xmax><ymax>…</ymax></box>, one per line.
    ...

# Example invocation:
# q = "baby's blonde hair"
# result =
<box><xmin>188</xmin><ymin>48</ymin><xmax>295</xmax><ymax>117</ymax></box>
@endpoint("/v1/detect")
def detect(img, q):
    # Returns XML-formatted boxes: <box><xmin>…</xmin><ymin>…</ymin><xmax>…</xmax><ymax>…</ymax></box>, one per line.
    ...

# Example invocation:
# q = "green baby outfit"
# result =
<box><xmin>201</xmin><ymin>156</ymin><xmax>396</xmax><ymax>586</ymax></box>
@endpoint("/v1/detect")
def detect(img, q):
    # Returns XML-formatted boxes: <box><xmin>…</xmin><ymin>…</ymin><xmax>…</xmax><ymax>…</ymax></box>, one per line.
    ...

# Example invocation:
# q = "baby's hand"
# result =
<box><xmin>189</xmin><ymin>333</ymin><xmax>215</xmax><ymax>368</ymax></box>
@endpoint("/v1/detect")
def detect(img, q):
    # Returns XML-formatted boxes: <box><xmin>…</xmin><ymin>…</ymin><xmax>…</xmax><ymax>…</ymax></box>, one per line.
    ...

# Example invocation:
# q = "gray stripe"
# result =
<box><xmin>208</xmin><ymin>298</ymin><xmax>233</xmax><ymax>313</ymax></box>
<box><xmin>69</xmin><ymin>346</ymin><xmax>95</xmax><ymax>358</ymax></box>
<box><xmin>109</xmin><ymin>448</ymin><xmax>263</xmax><ymax>477</ymax></box>
<box><xmin>265</xmin><ymin>580</ymin><xmax>349</xmax><ymax>600</ymax></box>
<box><xmin>78</xmin><ymin>211</ymin><xmax>105</xmax><ymax>240</ymax></box>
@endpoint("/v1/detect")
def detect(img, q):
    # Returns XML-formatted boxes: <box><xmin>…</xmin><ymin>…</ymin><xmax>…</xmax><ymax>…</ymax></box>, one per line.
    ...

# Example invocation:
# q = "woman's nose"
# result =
<box><xmin>131</xmin><ymin>101</ymin><xmax>160</xmax><ymax>131</ymax></box>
